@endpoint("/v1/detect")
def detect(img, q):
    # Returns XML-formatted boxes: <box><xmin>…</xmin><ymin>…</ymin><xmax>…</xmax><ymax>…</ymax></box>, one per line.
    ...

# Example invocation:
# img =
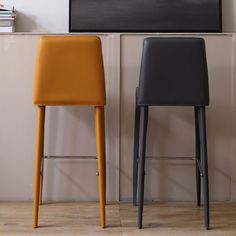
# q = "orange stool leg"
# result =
<box><xmin>95</xmin><ymin>106</ymin><xmax>106</xmax><ymax>228</ymax></box>
<box><xmin>33</xmin><ymin>106</ymin><xmax>45</xmax><ymax>228</ymax></box>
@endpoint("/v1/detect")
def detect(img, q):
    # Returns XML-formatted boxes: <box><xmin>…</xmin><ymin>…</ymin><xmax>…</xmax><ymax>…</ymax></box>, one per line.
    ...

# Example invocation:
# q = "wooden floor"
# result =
<box><xmin>1</xmin><ymin>202</ymin><xmax>236</xmax><ymax>235</ymax></box>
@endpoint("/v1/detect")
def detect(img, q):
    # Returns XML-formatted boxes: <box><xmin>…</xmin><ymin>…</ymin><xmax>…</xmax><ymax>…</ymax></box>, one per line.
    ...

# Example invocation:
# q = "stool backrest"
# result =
<box><xmin>138</xmin><ymin>37</ymin><xmax>209</xmax><ymax>106</ymax></box>
<box><xmin>34</xmin><ymin>36</ymin><xmax>106</xmax><ymax>106</ymax></box>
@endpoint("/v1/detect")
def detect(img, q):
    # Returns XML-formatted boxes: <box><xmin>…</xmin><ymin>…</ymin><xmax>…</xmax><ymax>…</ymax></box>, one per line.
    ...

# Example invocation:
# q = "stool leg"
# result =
<box><xmin>133</xmin><ymin>96</ymin><xmax>140</xmax><ymax>206</ymax></box>
<box><xmin>95</xmin><ymin>106</ymin><xmax>106</xmax><ymax>228</ymax></box>
<box><xmin>197</xmin><ymin>106</ymin><xmax>210</xmax><ymax>230</ymax></box>
<box><xmin>138</xmin><ymin>106</ymin><xmax>148</xmax><ymax>229</ymax></box>
<box><xmin>34</xmin><ymin>106</ymin><xmax>45</xmax><ymax>228</ymax></box>
<box><xmin>194</xmin><ymin>107</ymin><xmax>201</xmax><ymax>207</ymax></box>
<box><xmin>39</xmin><ymin>156</ymin><xmax>44</xmax><ymax>205</ymax></box>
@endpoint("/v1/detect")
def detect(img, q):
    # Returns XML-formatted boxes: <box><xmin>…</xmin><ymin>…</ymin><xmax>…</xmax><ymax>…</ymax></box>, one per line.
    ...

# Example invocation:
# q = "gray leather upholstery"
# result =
<box><xmin>137</xmin><ymin>37</ymin><xmax>209</xmax><ymax>106</ymax></box>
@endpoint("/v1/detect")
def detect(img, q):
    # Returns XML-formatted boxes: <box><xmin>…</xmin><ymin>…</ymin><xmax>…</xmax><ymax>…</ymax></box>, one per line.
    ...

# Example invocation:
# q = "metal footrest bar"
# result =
<box><xmin>146</xmin><ymin>156</ymin><xmax>195</xmax><ymax>161</ymax></box>
<box><xmin>196</xmin><ymin>158</ymin><xmax>204</xmax><ymax>176</ymax></box>
<box><xmin>44</xmin><ymin>155</ymin><xmax>97</xmax><ymax>160</ymax></box>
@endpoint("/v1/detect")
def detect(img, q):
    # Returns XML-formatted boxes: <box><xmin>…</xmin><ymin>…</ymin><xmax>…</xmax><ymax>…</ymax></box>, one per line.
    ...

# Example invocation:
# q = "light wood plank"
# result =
<box><xmin>1</xmin><ymin>202</ymin><xmax>236</xmax><ymax>235</ymax></box>
<box><xmin>120</xmin><ymin>202</ymin><xmax>236</xmax><ymax>235</ymax></box>
<box><xmin>0</xmin><ymin>202</ymin><xmax>121</xmax><ymax>235</ymax></box>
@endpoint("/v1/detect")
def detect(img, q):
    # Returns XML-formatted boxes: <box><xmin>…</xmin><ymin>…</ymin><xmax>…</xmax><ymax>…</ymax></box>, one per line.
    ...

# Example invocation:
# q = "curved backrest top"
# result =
<box><xmin>34</xmin><ymin>36</ymin><xmax>106</xmax><ymax>106</ymax></box>
<box><xmin>138</xmin><ymin>37</ymin><xmax>209</xmax><ymax>106</ymax></box>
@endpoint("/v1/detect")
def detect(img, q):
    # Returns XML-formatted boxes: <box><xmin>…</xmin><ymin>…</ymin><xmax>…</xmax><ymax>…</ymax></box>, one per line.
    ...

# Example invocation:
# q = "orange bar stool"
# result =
<box><xmin>33</xmin><ymin>36</ymin><xmax>106</xmax><ymax>228</ymax></box>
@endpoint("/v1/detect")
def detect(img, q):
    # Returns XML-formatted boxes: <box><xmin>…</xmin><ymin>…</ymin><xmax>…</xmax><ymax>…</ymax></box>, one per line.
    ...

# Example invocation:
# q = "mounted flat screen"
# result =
<box><xmin>69</xmin><ymin>0</ymin><xmax>222</xmax><ymax>32</ymax></box>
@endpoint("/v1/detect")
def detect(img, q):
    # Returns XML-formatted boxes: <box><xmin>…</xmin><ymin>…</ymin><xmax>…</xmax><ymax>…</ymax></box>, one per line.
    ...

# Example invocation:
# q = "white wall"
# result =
<box><xmin>1</xmin><ymin>0</ymin><xmax>236</xmax><ymax>32</ymax></box>
<box><xmin>0</xmin><ymin>0</ymin><xmax>69</xmax><ymax>32</ymax></box>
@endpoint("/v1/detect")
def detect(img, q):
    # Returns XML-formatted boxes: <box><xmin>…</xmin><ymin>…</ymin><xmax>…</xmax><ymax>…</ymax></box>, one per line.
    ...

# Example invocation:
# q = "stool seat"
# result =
<box><xmin>138</xmin><ymin>37</ymin><xmax>209</xmax><ymax>106</ymax></box>
<box><xmin>34</xmin><ymin>36</ymin><xmax>106</xmax><ymax>106</ymax></box>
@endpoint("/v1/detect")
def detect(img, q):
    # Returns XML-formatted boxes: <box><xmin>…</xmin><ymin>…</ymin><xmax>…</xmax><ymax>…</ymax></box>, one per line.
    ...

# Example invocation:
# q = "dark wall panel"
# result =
<box><xmin>70</xmin><ymin>0</ymin><xmax>222</xmax><ymax>32</ymax></box>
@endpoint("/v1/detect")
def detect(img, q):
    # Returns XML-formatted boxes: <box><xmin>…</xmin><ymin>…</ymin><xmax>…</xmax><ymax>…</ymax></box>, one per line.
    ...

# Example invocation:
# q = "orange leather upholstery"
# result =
<box><xmin>34</xmin><ymin>36</ymin><xmax>106</xmax><ymax>106</ymax></box>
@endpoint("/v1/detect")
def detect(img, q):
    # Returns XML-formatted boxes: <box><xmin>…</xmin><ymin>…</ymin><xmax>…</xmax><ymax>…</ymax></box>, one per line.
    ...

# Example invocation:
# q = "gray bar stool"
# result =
<box><xmin>133</xmin><ymin>37</ymin><xmax>210</xmax><ymax>229</ymax></box>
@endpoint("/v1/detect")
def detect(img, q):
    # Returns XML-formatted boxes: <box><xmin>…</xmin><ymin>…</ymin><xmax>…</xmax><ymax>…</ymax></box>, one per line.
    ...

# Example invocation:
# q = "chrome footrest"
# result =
<box><xmin>146</xmin><ymin>156</ymin><xmax>195</xmax><ymax>161</ymax></box>
<box><xmin>44</xmin><ymin>155</ymin><xmax>97</xmax><ymax>160</ymax></box>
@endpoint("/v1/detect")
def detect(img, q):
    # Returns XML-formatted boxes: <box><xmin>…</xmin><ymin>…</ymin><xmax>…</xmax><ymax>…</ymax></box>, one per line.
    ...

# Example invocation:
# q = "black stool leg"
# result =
<box><xmin>194</xmin><ymin>107</ymin><xmax>201</xmax><ymax>207</ymax></box>
<box><xmin>133</xmin><ymin>95</ymin><xmax>140</xmax><ymax>206</ymax></box>
<box><xmin>138</xmin><ymin>106</ymin><xmax>149</xmax><ymax>229</ymax></box>
<box><xmin>197</xmin><ymin>106</ymin><xmax>210</xmax><ymax>230</ymax></box>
